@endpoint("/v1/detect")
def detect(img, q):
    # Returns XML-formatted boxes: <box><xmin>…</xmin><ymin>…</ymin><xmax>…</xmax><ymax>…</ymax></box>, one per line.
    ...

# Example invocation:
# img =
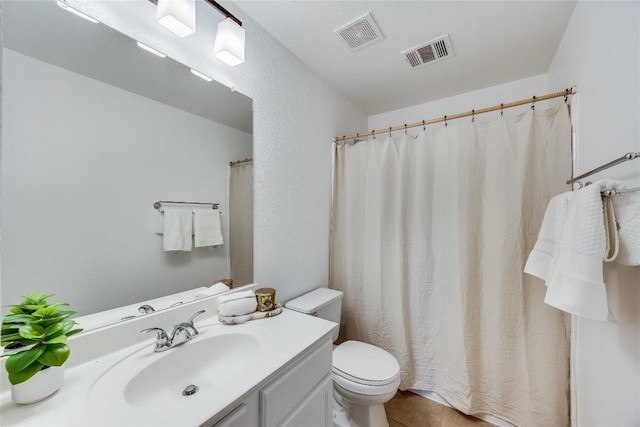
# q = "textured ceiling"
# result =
<box><xmin>235</xmin><ymin>1</ymin><xmax>577</xmax><ymax>115</ymax></box>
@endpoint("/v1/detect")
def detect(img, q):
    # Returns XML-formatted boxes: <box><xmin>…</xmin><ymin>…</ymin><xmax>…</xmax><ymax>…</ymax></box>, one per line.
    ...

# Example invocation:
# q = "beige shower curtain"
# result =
<box><xmin>229</xmin><ymin>162</ymin><xmax>253</xmax><ymax>287</ymax></box>
<box><xmin>330</xmin><ymin>103</ymin><xmax>572</xmax><ymax>426</ymax></box>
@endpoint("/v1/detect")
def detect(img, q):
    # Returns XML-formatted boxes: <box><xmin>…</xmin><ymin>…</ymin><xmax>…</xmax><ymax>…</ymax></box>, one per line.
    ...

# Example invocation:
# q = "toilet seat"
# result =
<box><xmin>332</xmin><ymin>341</ymin><xmax>400</xmax><ymax>396</ymax></box>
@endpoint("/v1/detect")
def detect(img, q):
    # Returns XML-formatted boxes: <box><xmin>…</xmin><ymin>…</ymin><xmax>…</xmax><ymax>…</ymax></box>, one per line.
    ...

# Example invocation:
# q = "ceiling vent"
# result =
<box><xmin>401</xmin><ymin>34</ymin><xmax>454</xmax><ymax>69</ymax></box>
<box><xmin>335</xmin><ymin>13</ymin><xmax>384</xmax><ymax>52</ymax></box>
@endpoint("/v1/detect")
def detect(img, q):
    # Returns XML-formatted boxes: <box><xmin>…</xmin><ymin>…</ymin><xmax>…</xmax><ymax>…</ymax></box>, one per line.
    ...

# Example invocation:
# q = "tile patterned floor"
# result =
<box><xmin>385</xmin><ymin>390</ymin><xmax>494</xmax><ymax>427</ymax></box>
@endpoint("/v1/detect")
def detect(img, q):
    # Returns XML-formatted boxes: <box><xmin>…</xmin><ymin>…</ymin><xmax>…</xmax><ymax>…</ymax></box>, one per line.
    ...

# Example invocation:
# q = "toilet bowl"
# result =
<box><xmin>285</xmin><ymin>288</ymin><xmax>400</xmax><ymax>427</ymax></box>
<box><xmin>332</xmin><ymin>340</ymin><xmax>401</xmax><ymax>427</ymax></box>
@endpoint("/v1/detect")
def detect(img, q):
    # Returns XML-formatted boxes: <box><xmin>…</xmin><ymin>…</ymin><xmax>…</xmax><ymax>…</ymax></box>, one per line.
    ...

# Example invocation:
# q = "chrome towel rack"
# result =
<box><xmin>153</xmin><ymin>201</ymin><xmax>220</xmax><ymax>211</ymax></box>
<box><xmin>567</xmin><ymin>152</ymin><xmax>640</xmax><ymax>185</ymax></box>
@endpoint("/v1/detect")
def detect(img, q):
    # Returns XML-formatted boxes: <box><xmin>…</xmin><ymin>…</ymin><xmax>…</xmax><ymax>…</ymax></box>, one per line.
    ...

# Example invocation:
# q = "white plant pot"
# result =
<box><xmin>11</xmin><ymin>366</ymin><xmax>65</xmax><ymax>405</ymax></box>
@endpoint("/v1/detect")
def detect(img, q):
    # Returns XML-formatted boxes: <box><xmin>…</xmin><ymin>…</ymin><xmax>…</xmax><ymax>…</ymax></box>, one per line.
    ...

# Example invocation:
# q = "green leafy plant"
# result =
<box><xmin>1</xmin><ymin>292</ymin><xmax>83</xmax><ymax>385</ymax></box>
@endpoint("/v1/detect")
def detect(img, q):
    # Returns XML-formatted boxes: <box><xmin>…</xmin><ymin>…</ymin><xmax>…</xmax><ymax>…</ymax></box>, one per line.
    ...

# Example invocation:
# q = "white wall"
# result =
<box><xmin>547</xmin><ymin>2</ymin><xmax>640</xmax><ymax>426</ymax></box>
<box><xmin>40</xmin><ymin>1</ymin><xmax>368</xmax><ymax>306</ymax></box>
<box><xmin>1</xmin><ymin>49</ymin><xmax>252</xmax><ymax>315</ymax></box>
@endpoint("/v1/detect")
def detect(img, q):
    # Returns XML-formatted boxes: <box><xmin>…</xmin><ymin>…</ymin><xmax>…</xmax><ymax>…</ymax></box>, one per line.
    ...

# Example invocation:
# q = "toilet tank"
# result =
<box><xmin>285</xmin><ymin>288</ymin><xmax>343</xmax><ymax>342</ymax></box>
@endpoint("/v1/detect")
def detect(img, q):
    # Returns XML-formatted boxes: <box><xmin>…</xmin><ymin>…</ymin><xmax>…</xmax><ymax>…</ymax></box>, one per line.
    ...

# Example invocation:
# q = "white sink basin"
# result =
<box><xmin>89</xmin><ymin>323</ymin><xmax>271</xmax><ymax>411</ymax></box>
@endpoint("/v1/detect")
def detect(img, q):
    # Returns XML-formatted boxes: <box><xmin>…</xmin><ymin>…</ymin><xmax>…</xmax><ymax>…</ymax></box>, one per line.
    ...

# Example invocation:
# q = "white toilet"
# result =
<box><xmin>285</xmin><ymin>288</ymin><xmax>400</xmax><ymax>427</ymax></box>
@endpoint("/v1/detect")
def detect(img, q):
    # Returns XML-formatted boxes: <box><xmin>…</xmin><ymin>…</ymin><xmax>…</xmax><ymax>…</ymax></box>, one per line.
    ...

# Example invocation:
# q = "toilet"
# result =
<box><xmin>285</xmin><ymin>288</ymin><xmax>400</xmax><ymax>427</ymax></box>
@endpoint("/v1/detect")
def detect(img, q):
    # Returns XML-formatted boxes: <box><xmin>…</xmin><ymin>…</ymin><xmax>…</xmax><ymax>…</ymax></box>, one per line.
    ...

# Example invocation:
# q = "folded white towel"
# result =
<box><xmin>218</xmin><ymin>289</ymin><xmax>257</xmax><ymax>316</ymax></box>
<box><xmin>155</xmin><ymin>211</ymin><xmax>164</xmax><ymax>235</ymax></box>
<box><xmin>193</xmin><ymin>209</ymin><xmax>223</xmax><ymax>248</ymax></box>
<box><xmin>603</xmin><ymin>196</ymin><xmax>619</xmax><ymax>262</ymax></box>
<box><xmin>543</xmin><ymin>180</ymin><xmax>624</xmax><ymax>321</ymax></box>
<box><xmin>195</xmin><ymin>282</ymin><xmax>230</xmax><ymax>299</ymax></box>
<box><xmin>162</xmin><ymin>208</ymin><xmax>193</xmax><ymax>252</ymax></box>
<box><xmin>524</xmin><ymin>192</ymin><xmax>573</xmax><ymax>281</ymax></box>
<box><xmin>613</xmin><ymin>191</ymin><xmax>640</xmax><ymax>266</ymax></box>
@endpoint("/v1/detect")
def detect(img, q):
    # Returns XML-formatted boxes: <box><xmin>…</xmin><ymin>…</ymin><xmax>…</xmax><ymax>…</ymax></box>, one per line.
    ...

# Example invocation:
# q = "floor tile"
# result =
<box><xmin>441</xmin><ymin>405</ymin><xmax>495</xmax><ymax>427</ymax></box>
<box><xmin>385</xmin><ymin>390</ymin><xmax>444</xmax><ymax>427</ymax></box>
<box><xmin>389</xmin><ymin>418</ymin><xmax>409</xmax><ymax>427</ymax></box>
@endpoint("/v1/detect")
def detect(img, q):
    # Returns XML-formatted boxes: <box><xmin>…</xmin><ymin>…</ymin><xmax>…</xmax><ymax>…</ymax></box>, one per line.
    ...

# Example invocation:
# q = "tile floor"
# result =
<box><xmin>384</xmin><ymin>390</ymin><xmax>494</xmax><ymax>427</ymax></box>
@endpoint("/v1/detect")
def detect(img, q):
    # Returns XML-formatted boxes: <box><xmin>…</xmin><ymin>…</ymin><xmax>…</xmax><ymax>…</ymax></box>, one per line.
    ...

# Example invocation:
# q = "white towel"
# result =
<box><xmin>524</xmin><ymin>191</ymin><xmax>573</xmax><ymax>281</ymax></box>
<box><xmin>155</xmin><ymin>211</ymin><xmax>164</xmax><ymax>235</ymax></box>
<box><xmin>195</xmin><ymin>282</ymin><xmax>230</xmax><ymax>299</ymax></box>
<box><xmin>218</xmin><ymin>289</ymin><xmax>257</xmax><ymax>316</ymax></box>
<box><xmin>193</xmin><ymin>209</ymin><xmax>223</xmax><ymax>248</ymax></box>
<box><xmin>162</xmin><ymin>208</ymin><xmax>193</xmax><ymax>252</ymax></box>
<box><xmin>613</xmin><ymin>191</ymin><xmax>640</xmax><ymax>266</ymax></box>
<box><xmin>542</xmin><ymin>180</ymin><xmax>624</xmax><ymax>321</ymax></box>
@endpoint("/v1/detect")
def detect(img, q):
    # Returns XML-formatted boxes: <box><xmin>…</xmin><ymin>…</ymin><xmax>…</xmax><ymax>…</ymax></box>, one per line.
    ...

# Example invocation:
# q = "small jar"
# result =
<box><xmin>255</xmin><ymin>288</ymin><xmax>276</xmax><ymax>312</ymax></box>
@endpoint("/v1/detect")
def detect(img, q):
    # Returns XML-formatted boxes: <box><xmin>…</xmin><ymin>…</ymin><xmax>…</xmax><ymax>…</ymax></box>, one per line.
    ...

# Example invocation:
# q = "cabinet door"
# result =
<box><xmin>280</xmin><ymin>374</ymin><xmax>333</xmax><ymax>427</ymax></box>
<box><xmin>260</xmin><ymin>339</ymin><xmax>332</xmax><ymax>427</ymax></box>
<box><xmin>209</xmin><ymin>393</ymin><xmax>258</xmax><ymax>427</ymax></box>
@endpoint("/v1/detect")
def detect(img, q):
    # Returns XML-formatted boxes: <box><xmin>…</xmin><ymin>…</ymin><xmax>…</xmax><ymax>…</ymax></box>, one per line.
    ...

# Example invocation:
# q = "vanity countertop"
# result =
<box><xmin>0</xmin><ymin>308</ymin><xmax>336</xmax><ymax>426</ymax></box>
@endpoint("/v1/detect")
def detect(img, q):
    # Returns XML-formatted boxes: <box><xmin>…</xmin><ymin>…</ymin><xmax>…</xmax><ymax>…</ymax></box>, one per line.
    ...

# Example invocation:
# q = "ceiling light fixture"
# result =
<box><xmin>213</xmin><ymin>16</ymin><xmax>245</xmax><ymax>67</ymax></box>
<box><xmin>56</xmin><ymin>1</ymin><xmax>99</xmax><ymax>23</ymax></box>
<box><xmin>148</xmin><ymin>0</ymin><xmax>245</xmax><ymax>66</ymax></box>
<box><xmin>156</xmin><ymin>0</ymin><xmax>196</xmax><ymax>37</ymax></box>
<box><xmin>190</xmin><ymin>69</ymin><xmax>213</xmax><ymax>81</ymax></box>
<box><xmin>136</xmin><ymin>41</ymin><xmax>167</xmax><ymax>58</ymax></box>
<box><xmin>204</xmin><ymin>0</ymin><xmax>245</xmax><ymax>66</ymax></box>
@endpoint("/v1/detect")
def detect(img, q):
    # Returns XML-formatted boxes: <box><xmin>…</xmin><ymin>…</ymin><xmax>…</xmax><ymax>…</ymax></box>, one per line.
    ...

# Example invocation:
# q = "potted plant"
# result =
<box><xmin>1</xmin><ymin>292</ymin><xmax>82</xmax><ymax>404</ymax></box>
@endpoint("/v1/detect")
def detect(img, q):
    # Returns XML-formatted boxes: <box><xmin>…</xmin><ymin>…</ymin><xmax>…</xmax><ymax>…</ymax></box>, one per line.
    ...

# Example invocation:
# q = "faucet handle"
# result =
<box><xmin>187</xmin><ymin>310</ymin><xmax>205</xmax><ymax>325</ymax></box>
<box><xmin>141</xmin><ymin>327</ymin><xmax>170</xmax><ymax>352</ymax></box>
<box><xmin>138</xmin><ymin>304</ymin><xmax>155</xmax><ymax>314</ymax></box>
<box><xmin>141</xmin><ymin>327</ymin><xmax>168</xmax><ymax>341</ymax></box>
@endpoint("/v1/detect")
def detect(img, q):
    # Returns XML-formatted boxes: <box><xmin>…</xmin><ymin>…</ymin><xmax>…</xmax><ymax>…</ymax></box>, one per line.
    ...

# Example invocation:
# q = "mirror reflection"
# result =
<box><xmin>0</xmin><ymin>0</ymin><xmax>253</xmax><ymax>331</ymax></box>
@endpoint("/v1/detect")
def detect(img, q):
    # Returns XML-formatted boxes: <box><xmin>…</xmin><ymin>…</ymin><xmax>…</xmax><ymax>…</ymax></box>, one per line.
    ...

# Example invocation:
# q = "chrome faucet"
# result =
<box><xmin>138</xmin><ymin>304</ymin><xmax>155</xmax><ymax>314</ymax></box>
<box><xmin>141</xmin><ymin>310</ymin><xmax>206</xmax><ymax>352</ymax></box>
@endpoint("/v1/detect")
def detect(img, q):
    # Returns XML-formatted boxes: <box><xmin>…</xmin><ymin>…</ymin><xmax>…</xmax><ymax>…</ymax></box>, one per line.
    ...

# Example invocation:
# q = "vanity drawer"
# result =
<box><xmin>259</xmin><ymin>339</ymin><xmax>332</xmax><ymax>427</ymax></box>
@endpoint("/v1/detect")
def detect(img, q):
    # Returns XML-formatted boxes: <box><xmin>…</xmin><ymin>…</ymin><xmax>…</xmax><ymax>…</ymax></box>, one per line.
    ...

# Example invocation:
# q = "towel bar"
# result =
<box><xmin>153</xmin><ymin>201</ymin><xmax>220</xmax><ymax>210</ymax></box>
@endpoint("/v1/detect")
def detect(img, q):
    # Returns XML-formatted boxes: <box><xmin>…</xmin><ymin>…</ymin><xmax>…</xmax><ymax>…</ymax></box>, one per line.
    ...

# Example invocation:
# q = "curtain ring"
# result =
<box><xmin>404</xmin><ymin>124</ymin><xmax>407</xmax><ymax>135</ymax></box>
<box><xmin>444</xmin><ymin>115</ymin><xmax>448</xmax><ymax>127</ymax></box>
<box><xmin>500</xmin><ymin>103</ymin><xmax>504</xmax><ymax>116</ymax></box>
<box><xmin>472</xmin><ymin>109</ymin><xmax>475</xmax><ymax>123</ymax></box>
<box><xmin>389</xmin><ymin>126</ymin><xmax>392</xmax><ymax>137</ymax></box>
<box><xmin>422</xmin><ymin>120</ymin><xmax>426</xmax><ymax>131</ymax></box>
<box><xmin>372</xmin><ymin>130</ymin><xmax>376</xmax><ymax>140</ymax></box>
<box><xmin>531</xmin><ymin>95</ymin><xmax>536</xmax><ymax>110</ymax></box>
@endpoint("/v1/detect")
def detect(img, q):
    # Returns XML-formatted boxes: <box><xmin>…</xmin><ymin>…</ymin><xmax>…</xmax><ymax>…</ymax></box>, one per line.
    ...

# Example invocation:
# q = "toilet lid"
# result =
<box><xmin>332</xmin><ymin>341</ymin><xmax>400</xmax><ymax>386</ymax></box>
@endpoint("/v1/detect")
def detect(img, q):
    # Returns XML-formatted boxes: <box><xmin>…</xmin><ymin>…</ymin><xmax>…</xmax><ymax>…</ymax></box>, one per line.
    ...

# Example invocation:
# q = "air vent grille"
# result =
<box><xmin>335</xmin><ymin>13</ymin><xmax>384</xmax><ymax>52</ymax></box>
<box><xmin>401</xmin><ymin>35</ymin><xmax>454</xmax><ymax>69</ymax></box>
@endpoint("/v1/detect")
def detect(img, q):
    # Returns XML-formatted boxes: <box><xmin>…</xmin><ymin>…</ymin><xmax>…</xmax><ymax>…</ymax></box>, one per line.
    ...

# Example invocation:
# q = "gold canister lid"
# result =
<box><xmin>255</xmin><ymin>287</ymin><xmax>276</xmax><ymax>312</ymax></box>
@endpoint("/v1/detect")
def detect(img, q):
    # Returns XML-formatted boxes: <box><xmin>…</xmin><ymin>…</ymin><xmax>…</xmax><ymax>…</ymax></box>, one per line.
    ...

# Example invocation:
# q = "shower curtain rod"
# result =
<box><xmin>334</xmin><ymin>88</ymin><xmax>574</xmax><ymax>143</ymax></box>
<box><xmin>230</xmin><ymin>158</ymin><xmax>252</xmax><ymax>166</ymax></box>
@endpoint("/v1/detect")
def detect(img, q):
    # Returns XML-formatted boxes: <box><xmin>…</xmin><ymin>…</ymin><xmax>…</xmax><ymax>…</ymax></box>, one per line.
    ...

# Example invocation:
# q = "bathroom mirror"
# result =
<box><xmin>0</xmin><ymin>0</ymin><xmax>253</xmax><ymax>330</ymax></box>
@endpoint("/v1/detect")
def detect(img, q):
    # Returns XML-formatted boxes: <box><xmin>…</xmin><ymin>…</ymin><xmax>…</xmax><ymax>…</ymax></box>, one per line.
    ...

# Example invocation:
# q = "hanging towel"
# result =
<box><xmin>162</xmin><ymin>208</ymin><xmax>193</xmax><ymax>252</ymax></box>
<box><xmin>193</xmin><ymin>209</ymin><xmax>223</xmax><ymax>248</ymax></box>
<box><xmin>603</xmin><ymin>196</ymin><xmax>619</xmax><ymax>262</ymax></box>
<box><xmin>543</xmin><ymin>180</ymin><xmax>624</xmax><ymax>321</ymax></box>
<box><xmin>524</xmin><ymin>191</ymin><xmax>573</xmax><ymax>281</ymax></box>
<box><xmin>613</xmin><ymin>191</ymin><xmax>640</xmax><ymax>266</ymax></box>
<box><xmin>155</xmin><ymin>210</ymin><xmax>164</xmax><ymax>235</ymax></box>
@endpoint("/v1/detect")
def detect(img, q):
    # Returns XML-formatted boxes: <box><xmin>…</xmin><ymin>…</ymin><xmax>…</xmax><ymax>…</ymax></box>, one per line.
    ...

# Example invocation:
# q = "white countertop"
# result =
<box><xmin>0</xmin><ymin>308</ymin><xmax>336</xmax><ymax>426</ymax></box>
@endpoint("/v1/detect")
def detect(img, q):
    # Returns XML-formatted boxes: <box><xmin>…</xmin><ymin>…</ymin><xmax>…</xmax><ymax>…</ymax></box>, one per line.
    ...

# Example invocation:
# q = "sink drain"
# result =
<box><xmin>182</xmin><ymin>384</ymin><xmax>199</xmax><ymax>396</ymax></box>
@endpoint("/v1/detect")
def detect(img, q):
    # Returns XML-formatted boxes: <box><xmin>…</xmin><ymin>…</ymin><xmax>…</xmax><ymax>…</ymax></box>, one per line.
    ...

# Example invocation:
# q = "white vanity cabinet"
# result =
<box><xmin>210</xmin><ymin>338</ymin><xmax>333</xmax><ymax>427</ymax></box>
